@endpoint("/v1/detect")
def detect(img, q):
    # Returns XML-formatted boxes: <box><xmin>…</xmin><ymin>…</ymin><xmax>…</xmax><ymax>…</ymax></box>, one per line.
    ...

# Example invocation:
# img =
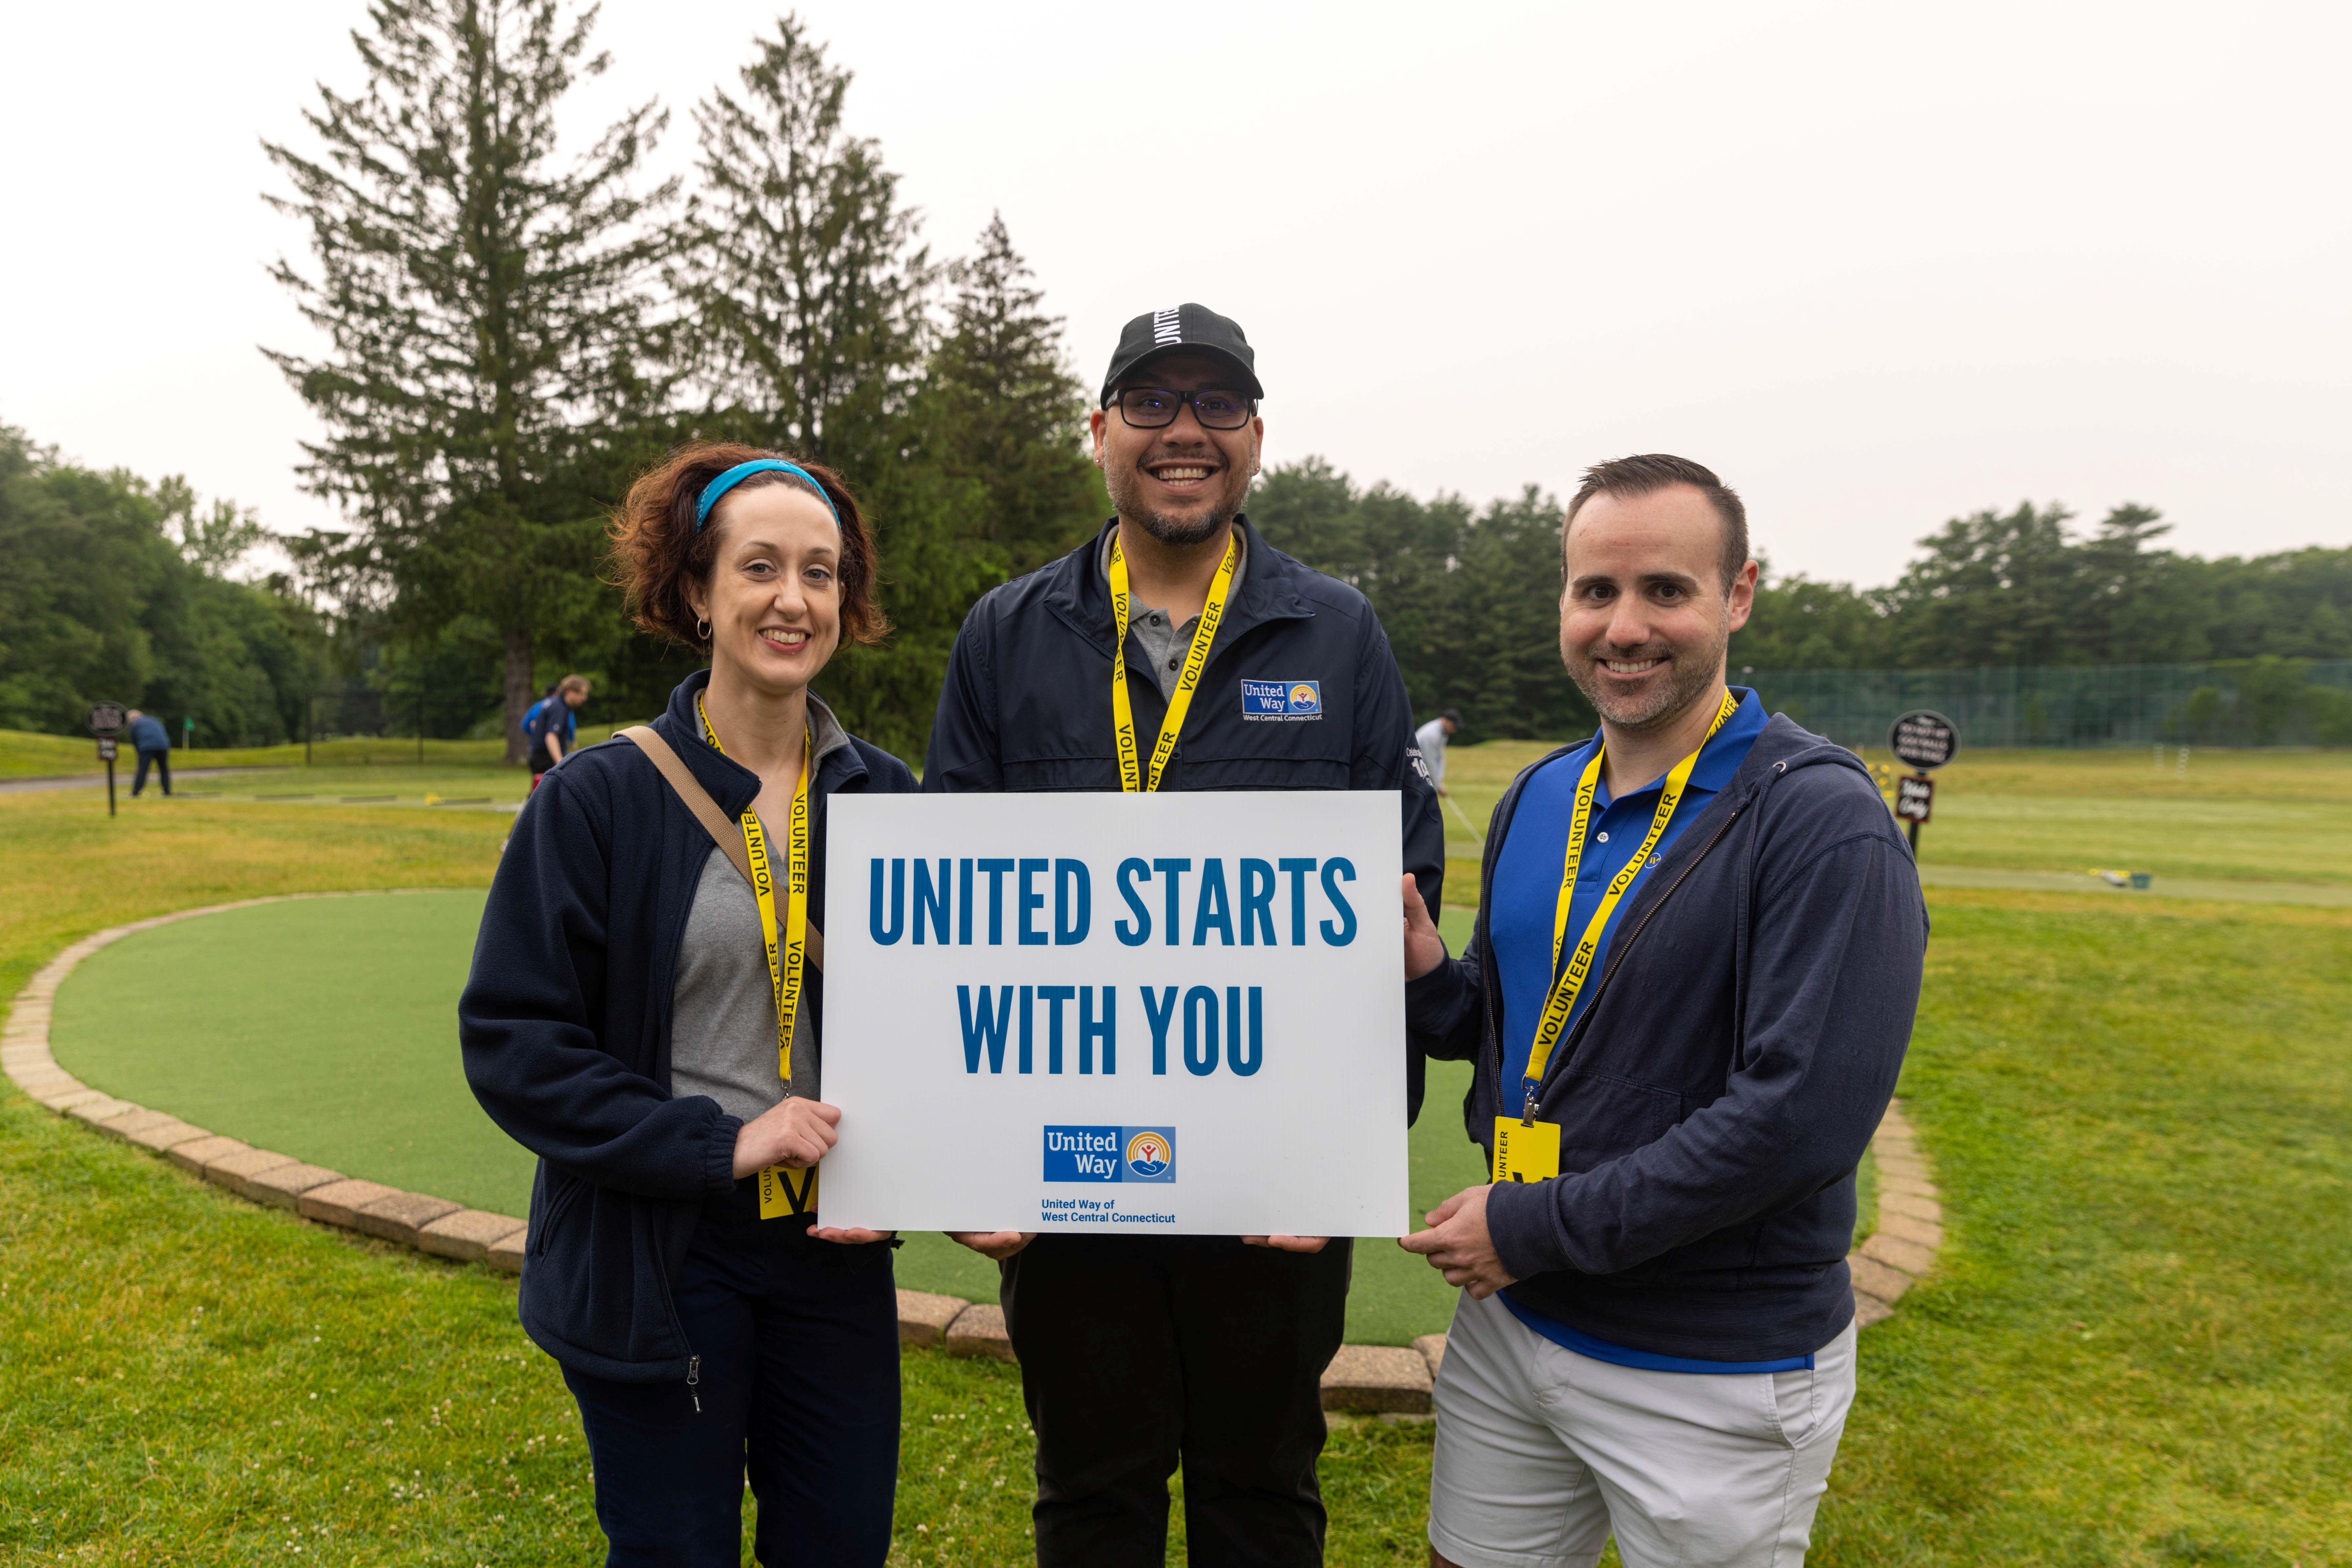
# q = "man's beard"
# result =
<box><xmin>1566</xmin><ymin>627</ymin><xmax>1728</xmax><ymax>733</ymax></box>
<box><xmin>1106</xmin><ymin>465</ymin><xmax>1246</xmax><ymax>547</ymax></box>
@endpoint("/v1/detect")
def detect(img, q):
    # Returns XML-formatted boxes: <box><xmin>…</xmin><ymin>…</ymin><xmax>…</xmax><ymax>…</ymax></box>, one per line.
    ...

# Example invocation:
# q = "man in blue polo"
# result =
<box><xmin>925</xmin><ymin>303</ymin><xmax>1444</xmax><ymax>1567</ymax></box>
<box><xmin>1398</xmin><ymin>454</ymin><xmax>1927</xmax><ymax>1568</ymax></box>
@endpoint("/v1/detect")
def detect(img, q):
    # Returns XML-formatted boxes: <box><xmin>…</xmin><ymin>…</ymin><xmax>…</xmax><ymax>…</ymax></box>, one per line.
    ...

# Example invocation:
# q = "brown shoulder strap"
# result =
<box><xmin>620</xmin><ymin>725</ymin><xmax>826</xmax><ymax>971</ymax></box>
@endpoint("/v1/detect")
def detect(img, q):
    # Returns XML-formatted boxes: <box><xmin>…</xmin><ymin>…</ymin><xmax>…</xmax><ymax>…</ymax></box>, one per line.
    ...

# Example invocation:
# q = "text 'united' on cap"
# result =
<box><xmin>1101</xmin><ymin>303</ymin><xmax>1264</xmax><ymax>406</ymax></box>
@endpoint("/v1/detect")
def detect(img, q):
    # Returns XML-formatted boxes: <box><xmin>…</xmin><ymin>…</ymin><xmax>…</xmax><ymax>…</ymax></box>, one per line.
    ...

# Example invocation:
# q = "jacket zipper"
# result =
<box><xmin>1516</xmin><ymin>798</ymin><xmax>1751</xmax><ymax>1102</ymax></box>
<box><xmin>686</xmin><ymin>1354</ymin><xmax>701</xmax><ymax>1414</ymax></box>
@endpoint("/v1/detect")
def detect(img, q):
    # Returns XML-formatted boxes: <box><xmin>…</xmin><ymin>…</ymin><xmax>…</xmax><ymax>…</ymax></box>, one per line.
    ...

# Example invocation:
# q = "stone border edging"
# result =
<box><xmin>2</xmin><ymin>895</ymin><xmax>1940</xmax><ymax>1418</ymax></box>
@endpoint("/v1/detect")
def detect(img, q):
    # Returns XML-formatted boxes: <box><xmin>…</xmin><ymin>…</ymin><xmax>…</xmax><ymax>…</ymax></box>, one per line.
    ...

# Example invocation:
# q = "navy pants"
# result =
<box><xmin>132</xmin><ymin>748</ymin><xmax>171</xmax><ymax>796</ymax></box>
<box><xmin>562</xmin><ymin>1185</ymin><xmax>900</xmax><ymax>1567</ymax></box>
<box><xmin>1002</xmin><ymin>1234</ymin><xmax>1352</xmax><ymax>1568</ymax></box>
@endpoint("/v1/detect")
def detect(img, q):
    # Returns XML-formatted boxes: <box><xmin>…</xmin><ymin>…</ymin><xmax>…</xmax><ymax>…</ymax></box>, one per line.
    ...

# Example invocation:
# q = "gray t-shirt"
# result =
<box><xmin>668</xmin><ymin>696</ymin><xmax>851</xmax><ymax>1121</ymax></box>
<box><xmin>1104</xmin><ymin>527</ymin><xmax>1248</xmax><ymax>700</ymax></box>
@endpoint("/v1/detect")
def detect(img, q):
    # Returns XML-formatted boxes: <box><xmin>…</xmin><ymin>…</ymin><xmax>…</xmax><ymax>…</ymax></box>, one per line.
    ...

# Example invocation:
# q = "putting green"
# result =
<box><xmin>47</xmin><ymin>893</ymin><xmax>1490</xmax><ymax>1346</ymax></box>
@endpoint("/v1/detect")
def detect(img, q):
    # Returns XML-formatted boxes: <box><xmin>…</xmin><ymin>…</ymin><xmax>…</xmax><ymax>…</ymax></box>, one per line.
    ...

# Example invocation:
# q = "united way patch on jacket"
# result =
<box><xmin>1239</xmin><ymin>678</ymin><xmax>1323</xmax><ymax>721</ymax></box>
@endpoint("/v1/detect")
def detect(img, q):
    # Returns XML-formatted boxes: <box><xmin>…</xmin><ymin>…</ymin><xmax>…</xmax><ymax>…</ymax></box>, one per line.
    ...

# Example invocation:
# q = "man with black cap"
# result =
<box><xmin>924</xmin><ymin>303</ymin><xmax>1444</xmax><ymax>1567</ymax></box>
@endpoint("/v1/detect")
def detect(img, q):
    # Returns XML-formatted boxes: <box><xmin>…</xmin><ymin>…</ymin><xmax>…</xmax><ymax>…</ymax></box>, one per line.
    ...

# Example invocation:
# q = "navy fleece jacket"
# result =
<box><xmin>459</xmin><ymin>672</ymin><xmax>915</xmax><ymax>1382</ymax></box>
<box><xmin>1409</xmin><ymin>714</ymin><xmax>1928</xmax><ymax>1362</ymax></box>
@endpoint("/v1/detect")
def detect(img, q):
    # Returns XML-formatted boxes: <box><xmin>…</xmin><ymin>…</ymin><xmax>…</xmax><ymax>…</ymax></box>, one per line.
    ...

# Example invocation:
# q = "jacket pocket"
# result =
<box><xmin>1551</xmin><ymin>1071</ymin><xmax>1682</xmax><ymax>1176</ymax></box>
<box><xmin>529</xmin><ymin>1165</ymin><xmax>582</xmax><ymax>1259</ymax></box>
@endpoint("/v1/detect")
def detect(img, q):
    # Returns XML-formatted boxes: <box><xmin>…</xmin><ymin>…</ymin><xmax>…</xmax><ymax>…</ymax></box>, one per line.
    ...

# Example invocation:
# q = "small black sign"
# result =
<box><xmin>96</xmin><ymin>737</ymin><xmax>119</xmax><ymax>763</ymax></box>
<box><xmin>1888</xmin><ymin>710</ymin><xmax>1958</xmax><ymax>770</ymax></box>
<box><xmin>1894</xmin><ymin>774</ymin><xmax>1934</xmax><ymax>824</ymax></box>
<box><xmin>87</xmin><ymin>701</ymin><xmax>127</xmax><ymax>736</ymax></box>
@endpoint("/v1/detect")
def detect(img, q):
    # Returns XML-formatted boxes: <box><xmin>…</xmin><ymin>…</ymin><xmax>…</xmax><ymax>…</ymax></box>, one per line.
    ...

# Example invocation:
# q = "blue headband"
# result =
<box><xmin>693</xmin><ymin>459</ymin><xmax>841</xmax><ymax>532</ymax></box>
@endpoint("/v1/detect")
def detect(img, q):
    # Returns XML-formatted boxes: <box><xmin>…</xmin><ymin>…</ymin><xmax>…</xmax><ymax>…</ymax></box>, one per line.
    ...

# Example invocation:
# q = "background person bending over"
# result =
<box><xmin>125</xmin><ymin>709</ymin><xmax>172</xmax><ymax>797</ymax></box>
<box><xmin>526</xmin><ymin>674</ymin><xmax>590</xmax><ymax>788</ymax></box>
<box><xmin>1400</xmin><ymin>454</ymin><xmax>1927</xmax><ymax>1568</ymax></box>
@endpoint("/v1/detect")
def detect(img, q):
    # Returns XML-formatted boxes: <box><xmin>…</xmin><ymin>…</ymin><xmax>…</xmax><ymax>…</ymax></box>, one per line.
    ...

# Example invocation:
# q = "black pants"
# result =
<box><xmin>132</xmin><ymin>748</ymin><xmax>171</xmax><ymax>796</ymax></box>
<box><xmin>562</xmin><ymin>1184</ymin><xmax>900</xmax><ymax>1567</ymax></box>
<box><xmin>1002</xmin><ymin>1234</ymin><xmax>1351</xmax><ymax>1568</ymax></box>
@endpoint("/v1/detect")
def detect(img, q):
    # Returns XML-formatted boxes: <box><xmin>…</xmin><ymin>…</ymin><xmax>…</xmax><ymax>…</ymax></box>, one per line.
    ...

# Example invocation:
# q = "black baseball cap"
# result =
<box><xmin>1100</xmin><ymin>303</ymin><xmax>1264</xmax><ymax>406</ymax></box>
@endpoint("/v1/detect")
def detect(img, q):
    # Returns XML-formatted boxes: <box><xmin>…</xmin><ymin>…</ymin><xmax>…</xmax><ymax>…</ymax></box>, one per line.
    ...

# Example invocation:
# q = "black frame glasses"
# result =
<box><xmin>1112</xmin><ymin>387</ymin><xmax>1256</xmax><ymax>431</ymax></box>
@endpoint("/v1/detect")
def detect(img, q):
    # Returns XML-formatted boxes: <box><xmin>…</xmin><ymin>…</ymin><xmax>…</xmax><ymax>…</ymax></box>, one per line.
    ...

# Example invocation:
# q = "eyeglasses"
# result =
<box><xmin>1112</xmin><ymin>387</ymin><xmax>1255</xmax><ymax>430</ymax></box>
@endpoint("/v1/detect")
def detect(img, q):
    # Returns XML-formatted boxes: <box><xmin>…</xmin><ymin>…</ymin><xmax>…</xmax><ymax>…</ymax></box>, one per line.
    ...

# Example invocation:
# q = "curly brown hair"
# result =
<box><xmin>608</xmin><ymin>442</ymin><xmax>890</xmax><ymax>650</ymax></box>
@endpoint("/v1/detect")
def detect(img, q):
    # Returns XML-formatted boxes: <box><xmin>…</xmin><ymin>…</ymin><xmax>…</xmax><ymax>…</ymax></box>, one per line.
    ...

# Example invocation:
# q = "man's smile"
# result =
<box><xmin>1143</xmin><ymin>459</ymin><xmax>1219</xmax><ymax>492</ymax></box>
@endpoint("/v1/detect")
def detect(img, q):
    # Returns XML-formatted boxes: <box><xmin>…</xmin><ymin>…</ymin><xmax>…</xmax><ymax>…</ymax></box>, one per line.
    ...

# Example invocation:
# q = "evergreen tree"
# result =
<box><xmin>264</xmin><ymin>0</ymin><xmax>677</xmax><ymax>760</ymax></box>
<box><xmin>675</xmin><ymin>13</ymin><xmax>929</xmax><ymax>471</ymax></box>
<box><xmin>1880</xmin><ymin>501</ymin><xmax>2082</xmax><ymax>667</ymax></box>
<box><xmin>922</xmin><ymin>213</ymin><xmax>1103</xmax><ymax>575</ymax></box>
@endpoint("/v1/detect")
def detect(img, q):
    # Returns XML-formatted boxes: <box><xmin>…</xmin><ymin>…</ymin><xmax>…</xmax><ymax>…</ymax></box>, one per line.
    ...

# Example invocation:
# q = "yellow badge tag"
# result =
<box><xmin>758</xmin><ymin>1163</ymin><xmax>818</xmax><ymax>1221</ymax></box>
<box><xmin>1491</xmin><ymin>1117</ymin><xmax>1561</xmax><ymax>1185</ymax></box>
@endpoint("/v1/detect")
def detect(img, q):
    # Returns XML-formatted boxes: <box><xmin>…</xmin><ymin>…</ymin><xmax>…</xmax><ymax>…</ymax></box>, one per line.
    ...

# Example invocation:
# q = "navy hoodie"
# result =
<box><xmin>460</xmin><ymin>671</ymin><xmax>915</xmax><ymax>1382</ymax></box>
<box><xmin>1408</xmin><ymin>714</ymin><xmax>1928</xmax><ymax>1362</ymax></box>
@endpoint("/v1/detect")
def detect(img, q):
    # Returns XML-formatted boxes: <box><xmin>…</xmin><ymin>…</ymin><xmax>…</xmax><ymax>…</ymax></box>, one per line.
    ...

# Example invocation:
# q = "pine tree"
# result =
<box><xmin>924</xmin><ymin>213</ymin><xmax>1102</xmax><ymax>576</ymax></box>
<box><xmin>676</xmin><ymin>13</ymin><xmax>930</xmax><ymax>472</ymax></box>
<box><xmin>263</xmin><ymin>0</ymin><xmax>676</xmax><ymax>760</ymax></box>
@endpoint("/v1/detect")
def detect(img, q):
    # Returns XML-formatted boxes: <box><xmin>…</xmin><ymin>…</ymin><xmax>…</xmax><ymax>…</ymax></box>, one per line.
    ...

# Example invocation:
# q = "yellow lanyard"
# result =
<box><xmin>698</xmin><ymin>695</ymin><xmax>815</xmax><ymax>1218</ymax></box>
<box><xmin>1108</xmin><ymin>529</ymin><xmax>1240</xmax><ymax>792</ymax></box>
<box><xmin>1518</xmin><ymin>688</ymin><xmax>1740</xmax><ymax>1113</ymax></box>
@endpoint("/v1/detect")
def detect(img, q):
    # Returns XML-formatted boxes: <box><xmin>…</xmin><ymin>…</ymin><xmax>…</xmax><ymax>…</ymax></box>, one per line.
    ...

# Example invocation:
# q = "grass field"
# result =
<box><xmin>45</xmin><ymin>891</ymin><xmax>1489</xmax><ymax>1346</ymax></box>
<box><xmin>6</xmin><ymin>748</ymin><xmax>2350</xmax><ymax>1563</ymax></box>
<box><xmin>1436</xmin><ymin>740</ymin><xmax>2352</xmax><ymax>898</ymax></box>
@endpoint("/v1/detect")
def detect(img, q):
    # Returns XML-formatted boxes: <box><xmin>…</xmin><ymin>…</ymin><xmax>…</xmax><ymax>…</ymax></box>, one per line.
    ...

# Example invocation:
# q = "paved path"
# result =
<box><xmin>1917</xmin><ymin>863</ymin><xmax>2352</xmax><ymax>908</ymax></box>
<box><xmin>0</xmin><ymin>767</ymin><xmax>284</xmax><ymax>794</ymax></box>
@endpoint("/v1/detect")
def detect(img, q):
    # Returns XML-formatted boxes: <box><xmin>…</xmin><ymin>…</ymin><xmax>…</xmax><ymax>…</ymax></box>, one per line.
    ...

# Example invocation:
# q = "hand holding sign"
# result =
<box><xmin>732</xmin><ymin>1096</ymin><xmax>840</xmax><ymax>1177</ymax></box>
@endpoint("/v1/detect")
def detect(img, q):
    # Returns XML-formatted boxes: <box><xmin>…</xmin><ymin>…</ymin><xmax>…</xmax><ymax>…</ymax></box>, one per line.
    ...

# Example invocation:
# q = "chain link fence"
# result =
<box><xmin>1742</xmin><ymin>659</ymin><xmax>2352</xmax><ymax>750</ymax></box>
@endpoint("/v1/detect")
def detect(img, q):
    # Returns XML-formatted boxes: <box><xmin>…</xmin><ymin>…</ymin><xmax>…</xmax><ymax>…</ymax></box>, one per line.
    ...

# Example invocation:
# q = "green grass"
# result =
<box><xmin>1438</xmin><ymin>740</ymin><xmax>2352</xmax><ymax>894</ymax></box>
<box><xmin>1815</xmin><ymin>890</ymin><xmax>2352</xmax><ymax>1565</ymax></box>
<box><xmin>50</xmin><ymin>892</ymin><xmax>534</xmax><ymax>1217</ymax></box>
<box><xmin>10</xmin><ymin>748</ymin><xmax>2352</xmax><ymax>1563</ymax></box>
<box><xmin>44</xmin><ymin>890</ymin><xmax>1491</xmax><ymax>1346</ymax></box>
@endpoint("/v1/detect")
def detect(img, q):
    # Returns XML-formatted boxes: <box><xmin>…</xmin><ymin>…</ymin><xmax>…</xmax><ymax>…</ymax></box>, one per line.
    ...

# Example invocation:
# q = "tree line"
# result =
<box><xmin>4</xmin><ymin>2</ymin><xmax>2345</xmax><ymax>755</ymax></box>
<box><xmin>1248</xmin><ymin>466</ymin><xmax>2352</xmax><ymax>743</ymax></box>
<box><xmin>0</xmin><ymin>426</ymin><xmax>322</xmax><ymax>745</ymax></box>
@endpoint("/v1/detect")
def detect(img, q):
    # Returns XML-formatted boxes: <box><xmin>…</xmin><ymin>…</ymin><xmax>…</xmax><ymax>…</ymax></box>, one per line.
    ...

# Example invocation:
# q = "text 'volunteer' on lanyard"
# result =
<box><xmin>1521</xmin><ymin>686</ymin><xmax>1741</xmax><ymax>1117</ymax></box>
<box><xmin>699</xmin><ymin>694</ymin><xmax>817</xmax><ymax>1220</ymax></box>
<box><xmin>1108</xmin><ymin>530</ymin><xmax>1239</xmax><ymax>792</ymax></box>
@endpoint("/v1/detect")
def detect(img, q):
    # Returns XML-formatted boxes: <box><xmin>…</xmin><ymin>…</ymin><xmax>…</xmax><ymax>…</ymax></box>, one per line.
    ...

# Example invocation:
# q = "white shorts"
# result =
<box><xmin>1428</xmin><ymin>1289</ymin><xmax>1857</xmax><ymax>1568</ymax></box>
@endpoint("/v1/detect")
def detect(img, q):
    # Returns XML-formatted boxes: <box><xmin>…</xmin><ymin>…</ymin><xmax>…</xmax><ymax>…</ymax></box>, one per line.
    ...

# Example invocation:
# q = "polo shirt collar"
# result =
<box><xmin>1592</xmin><ymin>686</ymin><xmax>1768</xmax><ymax>808</ymax></box>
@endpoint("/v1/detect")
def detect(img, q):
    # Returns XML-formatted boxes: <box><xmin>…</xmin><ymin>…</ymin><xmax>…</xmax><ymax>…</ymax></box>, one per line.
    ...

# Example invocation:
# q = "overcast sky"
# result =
<box><xmin>4</xmin><ymin>0</ymin><xmax>2346</xmax><ymax>587</ymax></box>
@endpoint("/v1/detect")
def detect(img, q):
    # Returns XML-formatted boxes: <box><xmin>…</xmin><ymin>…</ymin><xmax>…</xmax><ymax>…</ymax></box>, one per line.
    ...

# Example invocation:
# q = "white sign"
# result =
<box><xmin>817</xmin><ymin>791</ymin><xmax>1410</xmax><ymax>1238</ymax></box>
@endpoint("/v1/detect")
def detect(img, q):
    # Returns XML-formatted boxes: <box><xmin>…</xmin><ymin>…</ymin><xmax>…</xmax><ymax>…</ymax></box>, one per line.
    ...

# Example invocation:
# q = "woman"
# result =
<box><xmin>460</xmin><ymin>442</ymin><xmax>913</xmax><ymax>1567</ymax></box>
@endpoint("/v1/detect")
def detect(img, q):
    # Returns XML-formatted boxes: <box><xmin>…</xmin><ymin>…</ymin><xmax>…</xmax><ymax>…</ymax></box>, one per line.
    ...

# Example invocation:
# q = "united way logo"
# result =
<box><xmin>1240</xmin><ymin>678</ymin><xmax>1323</xmax><ymax>722</ymax></box>
<box><xmin>1123</xmin><ymin>1127</ymin><xmax>1176</xmax><ymax>1183</ymax></box>
<box><xmin>1043</xmin><ymin>1125</ymin><xmax>1177</xmax><ymax>1183</ymax></box>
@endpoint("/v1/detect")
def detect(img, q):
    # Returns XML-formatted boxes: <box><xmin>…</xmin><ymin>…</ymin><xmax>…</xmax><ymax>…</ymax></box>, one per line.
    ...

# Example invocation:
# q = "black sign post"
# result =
<box><xmin>1887</xmin><ymin>709</ymin><xmax>1959</xmax><ymax>854</ymax></box>
<box><xmin>88</xmin><ymin>702</ymin><xmax>127</xmax><ymax>818</ymax></box>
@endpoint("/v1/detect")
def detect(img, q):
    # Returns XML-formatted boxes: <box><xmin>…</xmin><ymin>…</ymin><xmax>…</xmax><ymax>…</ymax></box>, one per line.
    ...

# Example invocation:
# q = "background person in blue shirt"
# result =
<box><xmin>1397</xmin><ymin>454</ymin><xmax>1926</xmax><ymax>1568</ymax></box>
<box><xmin>124</xmin><ymin>709</ymin><xmax>172</xmax><ymax>797</ymax></box>
<box><xmin>526</xmin><ymin>674</ymin><xmax>590</xmax><ymax>789</ymax></box>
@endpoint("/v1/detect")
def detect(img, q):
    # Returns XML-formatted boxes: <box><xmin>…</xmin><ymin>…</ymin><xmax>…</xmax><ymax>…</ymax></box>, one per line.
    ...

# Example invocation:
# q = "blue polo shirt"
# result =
<box><xmin>1487</xmin><ymin>688</ymin><xmax>1805</xmax><ymax>1372</ymax></box>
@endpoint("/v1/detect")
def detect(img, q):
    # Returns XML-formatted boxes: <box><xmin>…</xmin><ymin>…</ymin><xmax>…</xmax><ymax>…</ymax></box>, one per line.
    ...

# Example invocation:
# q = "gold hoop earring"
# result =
<box><xmin>696</xmin><ymin>617</ymin><xmax>711</xmax><ymax>641</ymax></box>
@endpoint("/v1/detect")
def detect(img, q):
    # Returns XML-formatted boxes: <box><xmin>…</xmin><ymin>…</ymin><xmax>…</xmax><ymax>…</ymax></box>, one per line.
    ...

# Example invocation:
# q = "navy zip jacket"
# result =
<box><xmin>1409</xmin><ymin>713</ymin><xmax>1927</xmax><ymax>1361</ymax></box>
<box><xmin>459</xmin><ymin>671</ymin><xmax>916</xmax><ymax>1382</ymax></box>
<box><xmin>923</xmin><ymin>515</ymin><xmax>1447</xmax><ymax>1119</ymax></box>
